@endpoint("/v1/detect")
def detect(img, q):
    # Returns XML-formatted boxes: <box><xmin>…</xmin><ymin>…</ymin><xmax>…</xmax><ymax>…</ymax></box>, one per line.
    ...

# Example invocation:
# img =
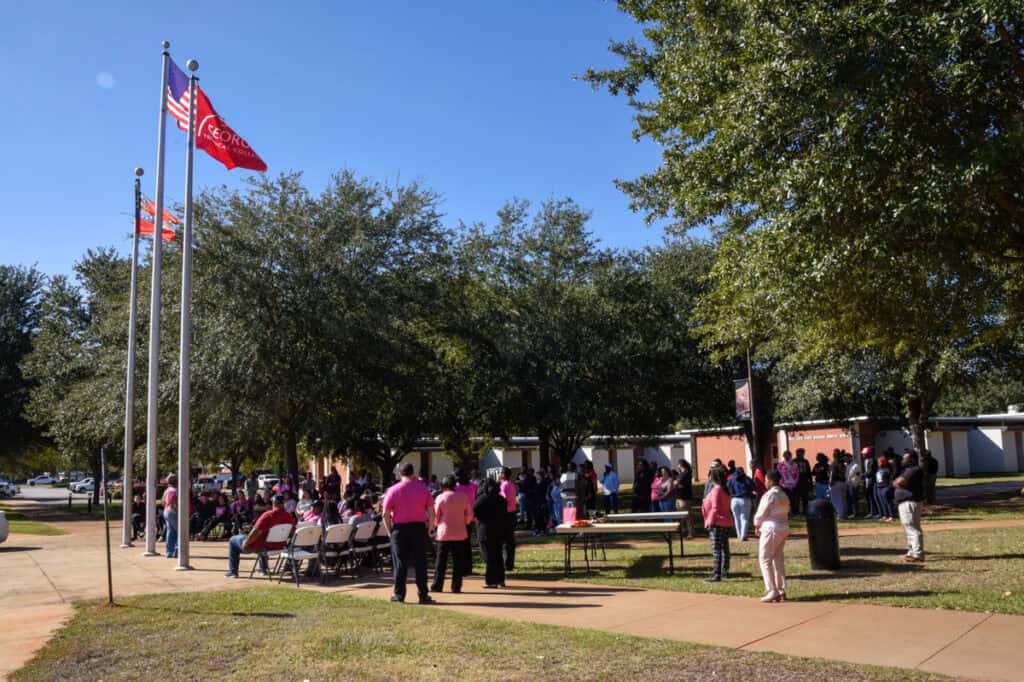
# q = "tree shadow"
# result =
<box><xmin>837</xmin><ymin>547</ymin><xmax>908</xmax><ymax>557</ymax></box>
<box><xmin>0</xmin><ymin>545</ymin><xmax>43</xmax><ymax>552</ymax></box>
<box><xmin>950</xmin><ymin>553</ymin><xmax>1024</xmax><ymax>561</ymax></box>
<box><xmin>795</xmin><ymin>589</ymin><xmax>937</xmax><ymax>602</ymax></box>
<box><xmin>790</xmin><ymin>558</ymin><xmax>925</xmax><ymax>580</ymax></box>
<box><xmin>441</xmin><ymin>601</ymin><xmax>600</xmax><ymax>609</ymax></box>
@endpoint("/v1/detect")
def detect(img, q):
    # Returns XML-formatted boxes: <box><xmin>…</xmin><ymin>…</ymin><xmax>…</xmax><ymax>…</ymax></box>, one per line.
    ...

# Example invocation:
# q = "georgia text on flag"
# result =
<box><xmin>167</xmin><ymin>59</ymin><xmax>267</xmax><ymax>172</ymax></box>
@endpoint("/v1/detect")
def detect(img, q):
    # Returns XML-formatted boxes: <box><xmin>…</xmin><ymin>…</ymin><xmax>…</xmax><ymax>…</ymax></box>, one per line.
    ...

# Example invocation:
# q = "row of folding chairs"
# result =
<box><xmin>249</xmin><ymin>519</ymin><xmax>392</xmax><ymax>587</ymax></box>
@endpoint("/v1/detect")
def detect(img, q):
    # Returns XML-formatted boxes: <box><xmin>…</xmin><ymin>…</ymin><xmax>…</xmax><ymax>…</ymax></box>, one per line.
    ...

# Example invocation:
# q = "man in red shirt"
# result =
<box><xmin>225</xmin><ymin>494</ymin><xmax>295</xmax><ymax>578</ymax></box>
<box><xmin>382</xmin><ymin>463</ymin><xmax>435</xmax><ymax>604</ymax></box>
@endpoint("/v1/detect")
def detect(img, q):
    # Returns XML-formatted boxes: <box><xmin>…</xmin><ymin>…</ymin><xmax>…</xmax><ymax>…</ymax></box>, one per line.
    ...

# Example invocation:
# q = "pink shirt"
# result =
<box><xmin>650</xmin><ymin>476</ymin><xmax>662</xmax><ymax>501</ymax></box>
<box><xmin>778</xmin><ymin>460</ymin><xmax>799</xmax><ymax>489</ymax></box>
<box><xmin>434</xmin><ymin>490</ymin><xmax>471</xmax><ymax>541</ymax></box>
<box><xmin>162</xmin><ymin>486</ymin><xmax>178</xmax><ymax>511</ymax></box>
<box><xmin>382</xmin><ymin>478</ymin><xmax>433</xmax><ymax>524</ymax></box>
<box><xmin>456</xmin><ymin>481</ymin><xmax>478</xmax><ymax>521</ymax></box>
<box><xmin>302</xmin><ymin>509</ymin><xmax>322</xmax><ymax>524</ymax></box>
<box><xmin>499</xmin><ymin>479</ymin><xmax>517</xmax><ymax>513</ymax></box>
<box><xmin>702</xmin><ymin>484</ymin><xmax>734</xmax><ymax>528</ymax></box>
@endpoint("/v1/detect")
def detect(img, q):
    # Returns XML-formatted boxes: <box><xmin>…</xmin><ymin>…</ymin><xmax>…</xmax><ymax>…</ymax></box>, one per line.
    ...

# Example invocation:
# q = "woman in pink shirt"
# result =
<box><xmin>430</xmin><ymin>475</ymin><xmax>472</xmax><ymax>593</ymax></box>
<box><xmin>701</xmin><ymin>467</ymin><xmax>733</xmax><ymax>582</ymax></box>
<box><xmin>650</xmin><ymin>473</ymin><xmax>663</xmax><ymax>512</ymax></box>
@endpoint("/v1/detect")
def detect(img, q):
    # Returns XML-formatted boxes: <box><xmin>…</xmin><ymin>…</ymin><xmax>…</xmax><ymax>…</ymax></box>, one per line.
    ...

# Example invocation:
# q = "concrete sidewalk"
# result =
<box><xmin>2</xmin><ymin>516</ymin><xmax>1023</xmax><ymax>681</ymax></box>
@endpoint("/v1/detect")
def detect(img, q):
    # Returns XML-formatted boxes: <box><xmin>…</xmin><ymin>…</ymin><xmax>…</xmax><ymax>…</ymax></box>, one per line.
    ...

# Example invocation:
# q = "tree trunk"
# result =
<box><xmin>91</xmin><ymin>459</ymin><xmax>102</xmax><ymax>506</ymax></box>
<box><xmin>539</xmin><ymin>430</ymin><xmax>551</xmax><ymax>470</ymax></box>
<box><xmin>906</xmin><ymin>395</ymin><xmax>929</xmax><ymax>454</ymax></box>
<box><xmin>375</xmin><ymin>447</ymin><xmax>403</xmax><ymax>485</ymax></box>
<box><xmin>285</xmin><ymin>426</ymin><xmax>299</xmax><ymax>485</ymax></box>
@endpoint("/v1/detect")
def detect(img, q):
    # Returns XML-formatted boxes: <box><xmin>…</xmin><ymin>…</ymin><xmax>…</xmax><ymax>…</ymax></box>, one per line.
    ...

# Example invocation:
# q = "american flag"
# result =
<box><xmin>166</xmin><ymin>58</ymin><xmax>192</xmax><ymax>132</ymax></box>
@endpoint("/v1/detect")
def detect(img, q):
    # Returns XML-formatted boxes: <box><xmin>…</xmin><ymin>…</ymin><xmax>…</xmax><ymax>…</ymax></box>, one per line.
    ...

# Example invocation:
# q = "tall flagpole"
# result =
<box><xmin>121</xmin><ymin>167</ymin><xmax>144</xmax><ymax>548</ymax></box>
<box><xmin>144</xmin><ymin>41</ymin><xmax>171</xmax><ymax>557</ymax></box>
<box><xmin>176</xmin><ymin>59</ymin><xmax>199</xmax><ymax>571</ymax></box>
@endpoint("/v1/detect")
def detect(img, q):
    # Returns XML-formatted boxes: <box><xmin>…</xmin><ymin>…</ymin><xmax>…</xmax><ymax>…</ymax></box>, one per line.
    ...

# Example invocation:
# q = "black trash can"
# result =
<box><xmin>805</xmin><ymin>499</ymin><xmax>840</xmax><ymax>570</ymax></box>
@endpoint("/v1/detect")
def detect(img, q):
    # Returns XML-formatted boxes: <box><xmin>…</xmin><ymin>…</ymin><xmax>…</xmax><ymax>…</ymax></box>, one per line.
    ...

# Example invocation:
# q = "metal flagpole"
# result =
<box><xmin>144</xmin><ymin>40</ymin><xmax>171</xmax><ymax>557</ymax></box>
<box><xmin>176</xmin><ymin>59</ymin><xmax>199</xmax><ymax>571</ymax></box>
<box><xmin>101</xmin><ymin>447</ymin><xmax>114</xmax><ymax>604</ymax></box>
<box><xmin>746</xmin><ymin>345</ymin><xmax>759</xmax><ymax>471</ymax></box>
<box><xmin>121</xmin><ymin>167</ymin><xmax>144</xmax><ymax>548</ymax></box>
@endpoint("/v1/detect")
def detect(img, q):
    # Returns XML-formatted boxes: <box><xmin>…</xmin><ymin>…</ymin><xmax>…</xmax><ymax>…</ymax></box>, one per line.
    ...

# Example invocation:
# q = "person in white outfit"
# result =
<box><xmin>754</xmin><ymin>469</ymin><xmax>791</xmax><ymax>603</ymax></box>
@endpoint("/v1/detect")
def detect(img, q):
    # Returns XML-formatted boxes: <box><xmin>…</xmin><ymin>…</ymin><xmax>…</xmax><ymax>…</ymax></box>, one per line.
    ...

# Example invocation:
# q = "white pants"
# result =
<box><xmin>899</xmin><ymin>500</ymin><xmax>924</xmax><ymax>558</ymax></box>
<box><xmin>759</xmin><ymin>526</ymin><xmax>789</xmax><ymax>595</ymax></box>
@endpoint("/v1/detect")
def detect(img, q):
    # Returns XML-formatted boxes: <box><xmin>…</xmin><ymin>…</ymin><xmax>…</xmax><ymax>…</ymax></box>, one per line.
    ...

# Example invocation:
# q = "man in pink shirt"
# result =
<box><xmin>382</xmin><ymin>463</ymin><xmax>436</xmax><ymax>604</ymax></box>
<box><xmin>499</xmin><ymin>467</ymin><xmax>517</xmax><ymax>571</ymax></box>
<box><xmin>430</xmin><ymin>475</ymin><xmax>472</xmax><ymax>593</ymax></box>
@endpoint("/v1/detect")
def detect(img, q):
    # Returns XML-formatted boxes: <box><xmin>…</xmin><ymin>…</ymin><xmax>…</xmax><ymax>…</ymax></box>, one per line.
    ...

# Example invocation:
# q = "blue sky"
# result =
<box><xmin>1</xmin><ymin>1</ymin><xmax>668</xmax><ymax>276</ymax></box>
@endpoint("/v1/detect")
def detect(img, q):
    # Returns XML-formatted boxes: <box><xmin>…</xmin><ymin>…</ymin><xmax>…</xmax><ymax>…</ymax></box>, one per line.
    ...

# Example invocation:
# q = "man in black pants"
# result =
<box><xmin>381</xmin><ymin>463</ymin><xmax>436</xmax><ymax>604</ymax></box>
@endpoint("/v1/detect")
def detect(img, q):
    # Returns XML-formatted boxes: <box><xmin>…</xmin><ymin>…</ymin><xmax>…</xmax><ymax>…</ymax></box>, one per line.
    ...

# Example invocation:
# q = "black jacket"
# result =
<box><xmin>473</xmin><ymin>491</ymin><xmax>508</xmax><ymax>542</ymax></box>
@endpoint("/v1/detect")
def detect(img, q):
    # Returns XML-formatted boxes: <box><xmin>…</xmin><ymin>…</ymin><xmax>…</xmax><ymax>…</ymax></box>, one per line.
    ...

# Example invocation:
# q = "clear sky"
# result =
<box><xmin>1</xmin><ymin>1</ymin><xmax>668</xmax><ymax>276</ymax></box>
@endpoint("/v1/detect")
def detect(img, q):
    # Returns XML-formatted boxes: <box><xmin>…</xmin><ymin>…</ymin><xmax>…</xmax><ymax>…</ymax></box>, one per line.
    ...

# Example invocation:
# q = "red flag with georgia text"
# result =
<box><xmin>166</xmin><ymin>59</ymin><xmax>267</xmax><ymax>172</ymax></box>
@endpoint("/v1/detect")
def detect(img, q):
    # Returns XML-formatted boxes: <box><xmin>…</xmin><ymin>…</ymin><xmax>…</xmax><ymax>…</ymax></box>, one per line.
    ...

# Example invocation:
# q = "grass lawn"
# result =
<box><xmin>0</xmin><ymin>506</ymin><xmax>66</xmax><ymax>536</ymax></box>
<box><xmin>14</xmin><ymin>589</ymin><xmax>946</xmax><ymax>682</ymax></box>
<box><xmin>937</xmin><ymin>474</ymin><xmax>1023</xmax><ymax>487</ymax></box>
<box><xmin>514</xmin><ymin>524</ymin><xmax>1024</xmax><ymax>615</ymax></box>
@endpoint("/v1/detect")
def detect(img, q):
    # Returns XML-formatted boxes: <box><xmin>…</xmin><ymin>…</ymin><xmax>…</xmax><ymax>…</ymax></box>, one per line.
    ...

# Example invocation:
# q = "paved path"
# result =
<box><xmin>3</xmin><ymin>512</ymin><xmax>1024</xmax><ymax>681</ymax></box>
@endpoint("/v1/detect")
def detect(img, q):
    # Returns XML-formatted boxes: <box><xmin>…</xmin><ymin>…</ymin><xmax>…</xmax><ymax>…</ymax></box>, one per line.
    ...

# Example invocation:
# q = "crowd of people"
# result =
<box><xmin>139</xmin><ymin>444</ymin><xmax>934</xmax><ymax>606</ymax></box>
<box><xmin>700</xmin><ymin>447</ymin><xmax>932</xmax><ymax>603</ymax></box>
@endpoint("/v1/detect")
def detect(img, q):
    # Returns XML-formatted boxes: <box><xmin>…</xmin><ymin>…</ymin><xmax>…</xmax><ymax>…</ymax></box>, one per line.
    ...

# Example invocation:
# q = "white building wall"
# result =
<box><xmin>969</xmin><ymin>428</ymin><xmax>1005</xmax><ymax>473</ymax></box>
<box><xmin>876</xmin><ymin>428</ymin><xmax>913</xmax><ymax>455</ymax></box>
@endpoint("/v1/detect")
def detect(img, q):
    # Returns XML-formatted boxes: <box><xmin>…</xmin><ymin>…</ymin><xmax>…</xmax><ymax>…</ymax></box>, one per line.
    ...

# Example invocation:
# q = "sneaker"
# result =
<box><xmin>903</xmin><ymin>555</ymin><xmax>925</xmax><ymax>563</ymax></box>
<box><xmin>224</xmin><ymin>571</ymin><xmax>238</xmax><ymax>578</ymax></box>
<box><xmin>418</xmin><ymin>595</ymin><xmax>436</xmax><ymax>605</ymax></box>
<box><xmin>704</xmin><ymin>576</ymin><xmax>721</xmax><ymax>583</ymax></box>
<box><xmin>430</xmin><ymin>586</ymin><xmax>442</xmax><ymax>593</ymax></box>
<box><xmin>451</xmin><ymin>589</ymin><xmax>461</xmax><ymax>594</ymax></box>
<box><xmin>761</xmin><ymin>592</ymin><xmax>780</xmax><ymax>603</ymax></box>
<box><xmin>390</xmin><ymin>595</ymin><xmax>404</xmax><ymax>603</ymax></box>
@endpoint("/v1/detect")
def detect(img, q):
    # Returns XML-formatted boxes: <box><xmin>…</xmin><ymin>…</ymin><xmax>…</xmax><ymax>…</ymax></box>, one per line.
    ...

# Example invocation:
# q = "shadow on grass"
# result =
<box><xmin>500</xmin><ymin>583</ymin><xmax>645</xmax><ymax>594</ymax></box>
<box><xmin>950</xmin><ymin>553</ymin><xmax>1024</xmax><ymax>561</ymax></box>
<box><xmin>790</xmin><ymin>558</ymin><xmax>924</xmax><ymax>580</ymax></box>
<box><xmin>794</xmin><ymin>589</ymin><xmax>937</xmax><ymax>602</ymax></box>
<box><xmin>0</xmin><ymin>545</ymin><xmax>43</xmax><ymax>552</ymax></box>
<box><xmin>441</xmin><ymin>601</ymin><xmax>601</xmax><ymax>609</ymax></box>
<box><xmin>834</xmin><ymin>547</ymin><xmax>908</xmax><ymax>558</ymax></box>
<box><xmin>115</xmin><ymin>603</ymin><xmax>296</xmax><ymax>619</ymax></box>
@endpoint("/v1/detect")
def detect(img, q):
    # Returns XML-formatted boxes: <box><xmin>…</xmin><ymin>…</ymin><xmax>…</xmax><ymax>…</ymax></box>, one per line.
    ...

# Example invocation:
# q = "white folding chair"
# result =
<box><xmin>249</xmin><ymin>523</ymin><xmax>294</xmax><ymax>580</ymax></box>
<box><xmin>371</xmin><ymin>522</ymin><xmax>391</xmax><ymax>570</ymax></box>
<box><xmin>320</xmin><ymin>523</ymin><xmax>354</xmax><ymax>583</ymax></box>
<box><xmin>350</xmin><ymin>520</ymin><xmax>378</xmax><ymax>574</ymax></box>
<box><xmin>277</xmin><ymin>524</ymin><xmax>323</xmax><ymax>587</ymax></box>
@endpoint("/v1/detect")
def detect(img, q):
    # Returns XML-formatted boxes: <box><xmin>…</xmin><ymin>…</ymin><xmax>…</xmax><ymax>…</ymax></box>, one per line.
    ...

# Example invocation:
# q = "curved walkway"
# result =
<box><xmin>3</xmin><ymin>513</ymin><xmax>1024</xmax><ymax>681</ymax></box>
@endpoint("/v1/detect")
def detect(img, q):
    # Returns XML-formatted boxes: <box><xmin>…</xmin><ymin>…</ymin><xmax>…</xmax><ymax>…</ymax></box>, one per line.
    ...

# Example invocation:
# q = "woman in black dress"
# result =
<box><xmin>473</xmin><ymin>479</ymin><xmax>508</xmax><ymax>588</ymax></box>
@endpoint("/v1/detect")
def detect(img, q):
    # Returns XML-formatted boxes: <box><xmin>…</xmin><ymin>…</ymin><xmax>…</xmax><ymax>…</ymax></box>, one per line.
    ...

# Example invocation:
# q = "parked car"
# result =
<box><xmin>0</xmin><ymin>479</ymin><xmax>19</xmax><ymax>498</ymax></box>
<box><xmin>70</xmin><ymin>478</ymin><xmax>96</xmax><ymax>494</ymax></box>
<box><xmin>194</xmin><ymin>475</ymin><xmax>220</xmax><ymax>494</ymax></box>
<box><xmin>27</xmin><ymin>475</ymin><xmax>58</xmax><ymax>486</ymax></box>
<box><xmin>257</xmin><ymin>475</ymin><xmax>279</xmax><ymax>490</ymax></box>
<box><xmin>0</xmin><ymin>510</ymin><xmax>8</xmax><ymax>544</ymax></box>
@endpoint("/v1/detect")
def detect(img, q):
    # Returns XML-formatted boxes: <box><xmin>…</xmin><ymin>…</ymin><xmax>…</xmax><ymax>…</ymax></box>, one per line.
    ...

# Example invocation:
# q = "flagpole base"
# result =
<box><xmin>174</xmin><ymin>564</ymin><xmax>193</xmax><ymax>571</ymax></box>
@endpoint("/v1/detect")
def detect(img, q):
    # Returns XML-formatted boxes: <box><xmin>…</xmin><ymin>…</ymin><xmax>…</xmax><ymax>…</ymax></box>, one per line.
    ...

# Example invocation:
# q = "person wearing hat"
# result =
<box><xmin>601</xmin><ymin>463</ymin><xmax>620</xmax><ymax>515</ymax></box>
<box><xmin>225</xmin><ymin>493</ymin><xmax>295</xmax><ymax>578</ymax></box>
